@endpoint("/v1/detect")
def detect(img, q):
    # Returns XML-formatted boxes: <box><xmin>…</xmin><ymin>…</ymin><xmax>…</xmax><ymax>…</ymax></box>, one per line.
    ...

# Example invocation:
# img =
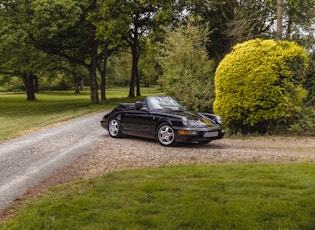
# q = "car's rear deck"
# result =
<box><xmin>117</xmin><ymin>101</ymin><xmax>143</xmax><ymax>111</ymax></box>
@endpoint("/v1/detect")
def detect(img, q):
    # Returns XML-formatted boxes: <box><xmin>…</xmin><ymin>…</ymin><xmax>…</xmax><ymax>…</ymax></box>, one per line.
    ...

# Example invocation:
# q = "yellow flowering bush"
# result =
<box><xmin>214</xmin><ymin>39</ymin><xmax>309</xmax><ymax>133</ymax></box>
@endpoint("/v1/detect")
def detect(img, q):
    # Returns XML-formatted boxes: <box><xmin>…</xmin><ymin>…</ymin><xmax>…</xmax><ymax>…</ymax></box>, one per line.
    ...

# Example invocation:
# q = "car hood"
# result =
<box><xmin>169</xmin><ymin>111</ymin><xmax>214</xmax><ymax>128</ymax></box>
<box><xmin>169</xmin><ymin>110</ymin><xmax>199</xmax><ymax>119</ymax></box>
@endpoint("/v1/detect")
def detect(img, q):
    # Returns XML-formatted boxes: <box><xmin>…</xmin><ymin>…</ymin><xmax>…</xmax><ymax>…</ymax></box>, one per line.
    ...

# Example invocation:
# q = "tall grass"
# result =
<box><xmin>0</xmin><ymin>87</ymin><xmax>163</xmax><ymax>142</ymax></box>
<box><xmin>2</xmin><ymin>164</ymin><xmax>315</xmax><ymax>229</ymax></box>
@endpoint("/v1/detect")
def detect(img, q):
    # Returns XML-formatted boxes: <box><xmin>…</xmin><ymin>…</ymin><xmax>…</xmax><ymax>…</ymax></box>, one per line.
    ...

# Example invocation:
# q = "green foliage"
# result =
<box><xmin>0</xmin><ymin>76</ymin><xmax>24</xmax><ymax>92</ymax></box>
<box><xmin>159</xmin><ymin>23</ymin><xmax>216</xmax><ymax>112</ymax></box>
<box><xmin>39</xmin><ymin>74</ymin><xmax>72</xmax><ymax>91</ymax></box>
<box><xmin>304</xmin><ymin>51</ymin><xmax>315</xmax><ymax>105</ymax></box>
<box><xmin>138</xmin><ymin>41</ymin><xmax>162</xmax><ymax>87</ymax></box>
<box><xmin>214</xmin><ymin>39</ymin><xmax>309</xmax><ymax>133</ymax></box>
<box><xmin>285</xmin><ymin>106</ymin><xmax>315</xmax><ymax>134</ymax></box>
<box><xmin>94</xmin><ymin>0</ymin><xmax>177</xmax><ymax>97</ymax></box>
<box><xmin>2</xmin><ymin>164</ymin><xmax>315</xmax><ymax>229</ymax></box>
<box><xmin>106</xmin><ymin>53</ymin><xmax>132</xmax><ymax>87</ymax></box>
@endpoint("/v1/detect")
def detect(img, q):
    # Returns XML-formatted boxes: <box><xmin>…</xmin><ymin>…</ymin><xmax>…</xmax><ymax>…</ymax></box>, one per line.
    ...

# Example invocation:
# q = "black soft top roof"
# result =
<box><xmin>117</xmin><ymin>101</ymin><xmax>143</xmax><ymax>111</ymax></box>
<box><xmin>117</xmin><ymin>103</ymin><xmax>134</xmax><ymax>110</ymax></box>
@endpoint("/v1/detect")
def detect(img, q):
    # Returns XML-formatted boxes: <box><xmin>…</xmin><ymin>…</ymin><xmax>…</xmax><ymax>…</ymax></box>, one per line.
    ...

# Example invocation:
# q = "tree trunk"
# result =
<box><xmin>89</xmin><ymin>39</ymin><xmax>99</xmax><ymax>104</ymax></box>
<box><xmin>22</xmin><ymin>72</ymin><xmax>36</xmax><ymax>101</ymax></box>
<box><xmin>129</xmin><ymin>44</ymin><xmax>136</xmax><ymax>98</ymax></box>
<box><xmin>74</xmin><ymin>77</ymin><xmax>80</xmax><ymax>94</ymax></box>
<box><xmin>276</xmin><ymin>0</ymin><xmax>283</xmax><ymax>41</ymax></box>
<box><xmin>100</xmin><ymin>44</ymin><xmax>109</xmax><ymax>101</ymax></box>
<box><xmin>34</xmin><ymin>75</ymin><xmax>39</xmax><ymax>92</ymax></box>
<box><xmin>129</xmin><ymin>25</ymin><xmax>141</xmax><ymax>98</ymax></box>
<box><xmin>136</xmin><ymin>55</ymin><xmax>141</xmax><ymax>97</ymax></box>
<box><xmin>80</xmin><ymin>79</ymin><xmax>83</xmax><ymax>91</ymax></box>
<box><xmin>286</xmin><ymin>7</ymin><xmax>293</xmax><ymax>39</ymax></box>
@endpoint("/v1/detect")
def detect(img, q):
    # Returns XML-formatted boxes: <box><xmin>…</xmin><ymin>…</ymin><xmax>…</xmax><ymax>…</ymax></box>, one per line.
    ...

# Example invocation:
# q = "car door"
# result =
<box><xmin>121</xmin><ymin>111</ymin><xmax>156</xmax><ymax>138</ymax></box>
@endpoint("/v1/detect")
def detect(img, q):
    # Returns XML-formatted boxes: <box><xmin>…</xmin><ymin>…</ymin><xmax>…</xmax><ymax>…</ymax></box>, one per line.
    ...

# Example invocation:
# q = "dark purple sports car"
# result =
<box><xmin>101</xmin><ymin>96</ymin><xmax>224</xmax><ymax>147</ymax></box>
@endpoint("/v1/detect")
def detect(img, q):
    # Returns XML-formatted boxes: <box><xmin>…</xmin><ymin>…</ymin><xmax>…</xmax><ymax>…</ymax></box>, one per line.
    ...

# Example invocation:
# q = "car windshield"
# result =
<box><xmin>146</xmin><ymin>96</ymin><xmax>185</xmax><ymax>112</ymax></box>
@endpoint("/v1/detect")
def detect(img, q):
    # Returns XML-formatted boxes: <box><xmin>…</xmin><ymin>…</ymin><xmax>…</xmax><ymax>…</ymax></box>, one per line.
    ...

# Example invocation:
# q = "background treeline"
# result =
<box><xmin>1</xmin><ymin>0</ymin><xmax>315</xmax><ymax>133</ymax></box>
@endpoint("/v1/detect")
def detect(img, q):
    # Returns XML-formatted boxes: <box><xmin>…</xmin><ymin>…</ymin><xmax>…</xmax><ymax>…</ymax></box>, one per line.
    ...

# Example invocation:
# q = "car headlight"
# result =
<box><xmin>182</xmin><ymin>117</ymin><xmax>189</xmax><ymax>127</ymax></box>
<box><xmin>215</xmin><ymin>116</ymin><xmax>223</xmax><ymax>125</ymax></box>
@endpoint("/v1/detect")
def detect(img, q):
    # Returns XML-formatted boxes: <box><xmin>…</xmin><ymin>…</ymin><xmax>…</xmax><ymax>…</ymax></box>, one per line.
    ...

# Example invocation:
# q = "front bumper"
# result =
<box><xmin>174</xmin><ymin>127</ymin><xmax>225</xmax><ymax>143</ymax></box>
<box><xmin>101</xmin><ymin>120</ymin><xmax>108</xmax><ymax>130</ymax></box>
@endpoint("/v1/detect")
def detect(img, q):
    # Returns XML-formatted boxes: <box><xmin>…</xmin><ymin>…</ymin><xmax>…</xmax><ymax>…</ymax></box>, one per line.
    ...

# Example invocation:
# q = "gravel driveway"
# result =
<box><xmin>55</xmin><ymin>135</ymin><xmax>315</xmax><ymax>181</ymax></box>
<box><xmin>1</xmin><ymin>113</ymin><xmax>315</xmax><ymax>220</ymax></box>
<box><xmin>0</xmin><ymin>111</ymin><xmax>107</xmax><ymax>214</ymax></box>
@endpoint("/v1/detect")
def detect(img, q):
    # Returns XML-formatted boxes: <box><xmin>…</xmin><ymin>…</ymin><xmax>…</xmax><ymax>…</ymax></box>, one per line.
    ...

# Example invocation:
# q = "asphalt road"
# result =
<box><xmin>0</xmin><ymin>111</ymin><xmax>108</xmax><ymax>213</ymax></box>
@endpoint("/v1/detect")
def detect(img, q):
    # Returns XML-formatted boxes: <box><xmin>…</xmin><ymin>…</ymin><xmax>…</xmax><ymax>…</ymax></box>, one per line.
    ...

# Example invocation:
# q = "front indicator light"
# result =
<box><xmin>178</xmin><ymin>130</ymin><xmax>198</xmax><ymax>135</ymax></box>
<box><xmin>178</xmin><ymin>130</ymin><xmax>189</xmax><ymax>135</ymax></box>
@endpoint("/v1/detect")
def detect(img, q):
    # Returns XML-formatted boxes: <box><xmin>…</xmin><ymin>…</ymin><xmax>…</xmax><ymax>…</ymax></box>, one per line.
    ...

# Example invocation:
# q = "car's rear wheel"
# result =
<box><xmin>108</xmin><ymin>118</ymin><xmax>122</xmax><ymax>138</ymax></box>
<box><xmin>156</xmin><ymin>123</ymin><xmax>177</xmax><ymax>147</ymax></box>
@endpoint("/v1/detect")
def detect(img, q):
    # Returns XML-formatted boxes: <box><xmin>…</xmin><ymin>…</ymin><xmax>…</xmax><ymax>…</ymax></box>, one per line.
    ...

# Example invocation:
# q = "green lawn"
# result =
<box><xmin>2</xmin><ymin>164</ymin><xmax>315</xmax><ymax>229</ymax></box>
<box><xmin>0</xmin><ymin>87</ymin><xmax>163</xmax><ymax>142</ymax></box>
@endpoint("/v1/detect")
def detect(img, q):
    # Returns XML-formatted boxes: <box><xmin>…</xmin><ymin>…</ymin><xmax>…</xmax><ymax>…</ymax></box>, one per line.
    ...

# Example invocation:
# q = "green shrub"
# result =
<box><xmin>159</xmin><ymin>23</ymin><xmax>216</xmax><ymax>112</ymax></box>
<box><xmin>304</xmin><ymin>51</ymin><xmax>315</xmax><ymax>105</ymax></box>
<box><xmin>214</xmin><ymin>39</ymin><xmax>309</xmax><ymax>133</ymax></box>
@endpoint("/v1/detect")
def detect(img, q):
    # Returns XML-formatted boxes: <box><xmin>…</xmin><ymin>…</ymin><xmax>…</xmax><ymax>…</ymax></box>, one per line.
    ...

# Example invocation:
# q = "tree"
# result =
<box><xmin>276</xmin><ymin>0</ymin><xmax>283</xmax><ymax>40</ymax></box>
<box><xmin>270</xmin><ymin>0</ymin><xmax>315</xmax><ymax>41</ymax></box>
<box><xmin>29</xmin><ymin>0</ymin><xmax>101</xmax><ymax>104</ymax></box>
<box><xmin>185</xmin><ymin>0</ymin><xmax>274</xmax><ymax>61</ymax></box>
<box><xmin>183</xmin><ymin>0</ymin><xmax>315</xmax><ymax>61</ymax></box>
<box><xmin>0</xmin><ymin>16</ymin><xmax>46</xmax><ymax>100</ymax></box>
<box><xmin>159</xmin><ymin>23</ymin><xmax>216</xmax><ymax>112</ymax></box>
<box><xmin>214</xmin><ymin>39</ymin><xmax>309</xmax><ymax>133</ymax></box>
<box><xmin>0</xmin><ymin>0</ymin><xmax>102</xmax><ymax>103</ymax></box>
<box><xmin>96</xmin><ymin>0</ymin><xmax>176</xmax><ymax>97</ymax></box>
<box><xmin>284</xmin><ymin>0</ymin><xmax>315</xmax><ymax>48</ymax></box>
<box><xmin>97</xmin><ymin>41</ymin><xmax>119</xmax><ymax>101</ymax></box>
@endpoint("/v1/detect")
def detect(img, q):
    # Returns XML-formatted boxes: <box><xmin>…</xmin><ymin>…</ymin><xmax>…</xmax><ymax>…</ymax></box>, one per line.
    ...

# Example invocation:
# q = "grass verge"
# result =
<box><xmin>1</xmin><ymin>163</ymin><xmax>315</xmax><ymax>229</ymax></box>
<box><xmin>0</xmin><ymin>87</ymin><xmax>163</xmax><ymax>142</ymax></box>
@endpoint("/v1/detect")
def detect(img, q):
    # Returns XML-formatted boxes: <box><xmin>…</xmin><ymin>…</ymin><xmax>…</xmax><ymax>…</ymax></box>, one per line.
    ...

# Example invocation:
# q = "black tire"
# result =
<box><xmin>108</xmin><ymin>118</ymin><xmax>123</xmax><ymax>138</ymax></box>
<box><xmin>156</xmin><ymin>123</ymin><xmax>177</xmax><ymax>147</ymax></box>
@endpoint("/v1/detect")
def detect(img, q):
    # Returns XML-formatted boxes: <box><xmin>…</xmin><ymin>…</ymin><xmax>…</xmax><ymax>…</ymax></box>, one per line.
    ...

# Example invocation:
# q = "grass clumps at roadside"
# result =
<box><xmin>2</xmin><ymin>163</ymin><xmax>315</xmax><ymax>229</ymax></box>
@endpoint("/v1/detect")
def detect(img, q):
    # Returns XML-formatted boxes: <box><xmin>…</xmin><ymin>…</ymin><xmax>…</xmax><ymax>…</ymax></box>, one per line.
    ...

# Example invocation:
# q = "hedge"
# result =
<box><xmin>214</xmin><ymin>39</ymin><xmax>309</xmax><ymax>133</ymax></box>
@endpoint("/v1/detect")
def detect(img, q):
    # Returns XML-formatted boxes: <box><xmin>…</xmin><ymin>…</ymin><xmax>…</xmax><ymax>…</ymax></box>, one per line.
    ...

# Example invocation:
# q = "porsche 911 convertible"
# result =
<box><xmin>101</xmin><ymin>96</ymin><xmax>224</xmax><ymax>147</ymax></box>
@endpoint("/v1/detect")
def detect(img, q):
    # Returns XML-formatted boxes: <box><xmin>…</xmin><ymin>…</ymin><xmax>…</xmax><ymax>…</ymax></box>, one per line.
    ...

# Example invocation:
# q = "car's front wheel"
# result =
<box><xmin>156</xmin><ymin>123</ymin><xmax>177</xmax><ymax>147</ymax></box>
<box><xmin>108</xmin><ymin>118</ymin><xmax>123</xmax><ymax>138</ymax></box>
